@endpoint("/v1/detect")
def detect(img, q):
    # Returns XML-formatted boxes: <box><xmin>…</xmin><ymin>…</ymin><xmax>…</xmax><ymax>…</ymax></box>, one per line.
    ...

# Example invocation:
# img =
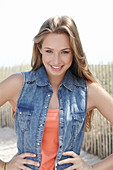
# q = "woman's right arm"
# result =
<box><xmin>0</xmin><ymin>74</ymin><xmax>40</xmax><ymax>169</ymax></box>
<box><xmin>0</xmin><ymin>73</ymin><xmax>23</xmax><ymax>169</ymax></box>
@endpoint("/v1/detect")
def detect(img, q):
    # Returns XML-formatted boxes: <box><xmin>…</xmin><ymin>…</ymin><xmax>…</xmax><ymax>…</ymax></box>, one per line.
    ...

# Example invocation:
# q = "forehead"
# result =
<box><xmin>42</xmin><ymin>33</ymin><xmax>71</xmax><ymax>48</ymax></box>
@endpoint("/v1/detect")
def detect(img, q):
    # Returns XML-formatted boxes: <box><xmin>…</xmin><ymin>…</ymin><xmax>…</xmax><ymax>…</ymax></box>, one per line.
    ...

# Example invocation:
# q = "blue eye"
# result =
<box><xmin>62</xmin><ymin>51</ymin><xmax>69</xmax><ymax>54</ymax></box>
<box><xmin>46</xmin><ymin>50</ymin><xmax>52</xmax><ymax>53</ymax></box>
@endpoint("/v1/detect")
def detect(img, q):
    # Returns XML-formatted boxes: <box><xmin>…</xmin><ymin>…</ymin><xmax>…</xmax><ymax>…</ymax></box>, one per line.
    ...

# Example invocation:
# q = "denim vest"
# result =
<box><xmin>14</xmin><ymin>66</ymin><xmax>87</xmax><ymax>170</ymax></box>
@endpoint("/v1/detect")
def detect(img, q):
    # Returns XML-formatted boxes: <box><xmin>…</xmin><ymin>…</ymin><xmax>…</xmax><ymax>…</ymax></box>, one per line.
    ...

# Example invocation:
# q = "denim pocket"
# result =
<box><xmin>18</xmin><ymin>105</ymin><xmax>33</xmax><ymax>132</ymax></box>
<box><xmin>72</xmin><ymin>113</ymin><xmax>85</xmax><ymax>123</ymax></box>
<box><xmin>72</xmin><ymin>112</ymin><xmax>85</xmax><ymax>132</ymax></box>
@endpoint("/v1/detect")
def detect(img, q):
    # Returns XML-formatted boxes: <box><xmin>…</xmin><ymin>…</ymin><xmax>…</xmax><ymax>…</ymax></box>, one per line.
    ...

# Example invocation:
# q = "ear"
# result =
<box><xmin>37</xmin><ymin>44</ymin><xmax>42</xmax><ymax>54</ymax></box>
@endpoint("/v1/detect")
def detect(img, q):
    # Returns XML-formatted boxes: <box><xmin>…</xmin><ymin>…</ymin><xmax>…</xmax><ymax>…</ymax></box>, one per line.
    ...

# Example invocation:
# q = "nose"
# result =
<box><xmin>53</xmin><ymin>52</ymin><xmax>60</xmax><ymax>64</ymax></box>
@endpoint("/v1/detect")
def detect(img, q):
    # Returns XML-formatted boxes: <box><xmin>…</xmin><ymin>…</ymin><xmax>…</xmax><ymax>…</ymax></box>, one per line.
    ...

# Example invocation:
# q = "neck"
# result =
<box><xmin>48</xmin><ymin>74</ymin><xmax>65</xmax><ymax>91</ymax></box>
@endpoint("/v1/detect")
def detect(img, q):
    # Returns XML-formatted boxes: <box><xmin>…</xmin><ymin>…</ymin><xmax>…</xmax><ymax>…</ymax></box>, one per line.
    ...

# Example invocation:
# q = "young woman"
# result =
<box><xmin>0</xmin><ymin>15</ymin><xmax>113</xmax><ymax>170</ymax></box>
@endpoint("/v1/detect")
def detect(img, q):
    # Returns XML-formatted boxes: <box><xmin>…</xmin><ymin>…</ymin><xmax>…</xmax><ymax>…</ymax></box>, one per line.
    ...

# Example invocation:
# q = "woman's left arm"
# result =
<box><xmin>58</xmin><ymin>151</ymin><xmax>113</xmax><ymax>170</ymax></box>
<box><xmin>87</xmin><ymin>82</ymin><xmax>113</xmax><ymax>125</ymax></box>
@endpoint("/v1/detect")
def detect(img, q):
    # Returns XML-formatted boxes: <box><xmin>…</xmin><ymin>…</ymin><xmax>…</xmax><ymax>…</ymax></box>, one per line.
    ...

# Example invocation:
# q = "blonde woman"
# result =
<box><xmin>0</xmin><ymin>16</ymin><xmax>113</xmax><ymax>170</ymax></box>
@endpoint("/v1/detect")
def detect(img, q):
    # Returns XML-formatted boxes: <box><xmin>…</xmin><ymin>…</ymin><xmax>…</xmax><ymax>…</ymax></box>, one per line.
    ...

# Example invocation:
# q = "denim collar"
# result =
<box><xmin>35</xmin><ymin>65</ymin><xmax>86</xmax><ymax>91</ymax></box>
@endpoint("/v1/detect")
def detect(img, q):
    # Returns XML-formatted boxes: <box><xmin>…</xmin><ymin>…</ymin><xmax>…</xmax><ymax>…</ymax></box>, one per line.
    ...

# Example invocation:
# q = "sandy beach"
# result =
<box><xmin>0</xmin><ymin>127</ymin><xmax>101</xmax><ymax>165</ymax></box>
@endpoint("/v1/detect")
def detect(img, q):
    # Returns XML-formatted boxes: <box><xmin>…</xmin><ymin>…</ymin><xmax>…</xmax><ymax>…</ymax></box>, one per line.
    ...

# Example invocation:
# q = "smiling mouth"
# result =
<box><xmin>50</xmin><ymin>65</ymin><xmax>63</xmax><ymax>70</ymax></box>
<box><xmin>52</xmin><ymin>66</ymin><xmax>61</xmax><ymax>68</ymax></box>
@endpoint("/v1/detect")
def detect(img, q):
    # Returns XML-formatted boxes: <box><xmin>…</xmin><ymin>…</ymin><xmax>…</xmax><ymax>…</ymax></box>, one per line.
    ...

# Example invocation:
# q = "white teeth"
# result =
<box><xmin>52</xmin><ymin>66</ymin><xmax>61</xmax><ymax>69</ymax></box>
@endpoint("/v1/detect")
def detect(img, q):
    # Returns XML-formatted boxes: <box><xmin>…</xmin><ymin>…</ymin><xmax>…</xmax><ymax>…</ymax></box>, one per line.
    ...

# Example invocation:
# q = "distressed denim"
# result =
<box><xmin>14</xmin><ymin>65</ymin><xmax>87</xmax><ymax>170</ymax></box>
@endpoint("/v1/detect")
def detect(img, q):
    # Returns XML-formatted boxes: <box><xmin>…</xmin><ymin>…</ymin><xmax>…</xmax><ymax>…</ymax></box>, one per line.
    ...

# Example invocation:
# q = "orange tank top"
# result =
<box><xmin>39</xmin><ymin>109</ymin><xmax>59</xmax><ymax>170</ymax></box>
<box><xmin>13</xmin><ymin>107</ymin><xmax>59</xmax><ymax>170</ymax></box>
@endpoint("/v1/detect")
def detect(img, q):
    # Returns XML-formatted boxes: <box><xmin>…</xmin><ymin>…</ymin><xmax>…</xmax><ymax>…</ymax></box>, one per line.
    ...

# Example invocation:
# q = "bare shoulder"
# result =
<box><xmin>7</xmin><ymin>73</ymin><xmax>24</xmax><ymax>86</ymax></box>
<box><xmin>87</xmin><ymin>81</ymin><xmax>108</xmax><ymax>101</ymax></box>
<box><xmin>87</xmin><ymin>81</ymin><xmax>106</xmax><ymax>107</ymax></box>
<box><xmin>0</xmin><ymin>73</ymin><xmax>24</xmax><ymax>107</ymax></box>
<box><xmin>1</xmin><ymin>73</ymin><xmax>24</xmax><ymax>89</ymax></box>
<box><xmin>87</xmin><ymin>81</ymin><xmax>102</xmax><ymax>95</ymax></box>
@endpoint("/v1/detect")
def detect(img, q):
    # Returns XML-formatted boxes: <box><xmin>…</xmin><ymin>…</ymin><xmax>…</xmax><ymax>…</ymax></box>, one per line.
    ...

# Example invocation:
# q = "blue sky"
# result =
<box><xmin>0</xmin><ymin>0</ymin><xmax>113</xmax><ymax>67</ymax></box>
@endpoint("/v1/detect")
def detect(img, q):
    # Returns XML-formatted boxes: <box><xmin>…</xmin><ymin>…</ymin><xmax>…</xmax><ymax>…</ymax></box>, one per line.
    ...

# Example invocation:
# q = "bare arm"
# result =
<box><xmin>0</xmin><ymin>73</ymin><xmax>24</xmax><ymax>169</ymax></box>
<box><xmin>87</xmin><ymin>82</ymin><xmax>113</xmax><ymax>169</ymax></box>
<box><xmin>58</xmin><ymin>151</ymin><xmax>113</xmax><ymax>170</ymax></box>
<box><xmin>91</xmin><ymin>153</ymin><xmax>113</xmax><ymax>170</ymax></box>
<box><xmin>87</xmin><ymin>82</ymin><xmax>113</xmax><ymax>125</ymax></box>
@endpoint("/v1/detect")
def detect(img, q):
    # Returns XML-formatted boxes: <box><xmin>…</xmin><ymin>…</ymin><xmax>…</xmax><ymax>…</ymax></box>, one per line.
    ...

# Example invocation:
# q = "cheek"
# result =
<box><xmin>66</xmin><ymin>55</ymin><xmax>73</xmax><ymax>64</ymax></box>
<box><xmin>42</xmin><ymin>54</ymin><xmax>49</xmax><ymax>64</ymax></box>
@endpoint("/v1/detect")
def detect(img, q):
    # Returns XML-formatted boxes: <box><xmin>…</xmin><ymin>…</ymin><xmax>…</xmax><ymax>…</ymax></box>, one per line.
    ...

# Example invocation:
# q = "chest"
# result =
<box><xmin>49</xmin><ymin>92</ymin><xmax>59</xmax><ymax>109</ymax></box>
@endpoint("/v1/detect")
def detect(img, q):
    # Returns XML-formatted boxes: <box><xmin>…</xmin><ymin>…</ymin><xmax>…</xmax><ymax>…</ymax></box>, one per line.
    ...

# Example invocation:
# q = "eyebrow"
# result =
<box><xmin>44</xmin><ymin>47</ymin><xmax>71</xmax><ymax>50</ymax></box>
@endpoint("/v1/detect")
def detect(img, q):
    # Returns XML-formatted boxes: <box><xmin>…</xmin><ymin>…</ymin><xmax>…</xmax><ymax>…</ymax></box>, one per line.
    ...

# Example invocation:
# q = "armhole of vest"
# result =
<box><xmin>16</xmin><ymin>72</ymin><xmax>26</xmax><ymax>108</ymax></box>
<box><xmin>85</xmin><ymin>80</ymin><xmax>88</xmax><ymax>115</ymax></box>
<box><xmin>21</xmin><ymin>71</ymin><xmax>26</xmax><ymax>84</ymax></box>
<box><xmin>86</xmin><ymin>80</ymin><xmax>88</xmax><ymax>90</ymax></box>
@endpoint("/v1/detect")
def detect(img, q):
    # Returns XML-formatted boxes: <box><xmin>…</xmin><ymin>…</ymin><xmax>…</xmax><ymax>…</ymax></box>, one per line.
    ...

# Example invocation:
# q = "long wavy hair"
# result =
<box><xmin>31</xmin><ymin>15</ymin><xmax>99</xmax><ymax>131</ymax></box>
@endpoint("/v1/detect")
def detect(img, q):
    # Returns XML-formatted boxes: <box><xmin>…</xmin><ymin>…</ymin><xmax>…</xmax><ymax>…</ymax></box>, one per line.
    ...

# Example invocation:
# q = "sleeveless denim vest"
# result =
<box><xmin>14</xmin><ymin>65</ymin><xmax>87</xmax><ymax>170</ymax></box>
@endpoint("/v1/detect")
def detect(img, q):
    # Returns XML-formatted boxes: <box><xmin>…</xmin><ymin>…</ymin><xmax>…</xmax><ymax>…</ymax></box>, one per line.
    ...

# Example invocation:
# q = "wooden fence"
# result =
<box><xmin>0</xmin><ymin>64</ymin><xmax>113</xmax><ymax>158</ymax></box>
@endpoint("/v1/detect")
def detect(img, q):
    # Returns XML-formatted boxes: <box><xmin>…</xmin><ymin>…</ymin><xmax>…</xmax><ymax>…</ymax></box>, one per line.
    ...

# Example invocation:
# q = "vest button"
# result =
<box><xmin>48</xmin><ymin>94</ymin><xmax>50</xmax><ymax>97</ymax></box>
<box><xmin>40</xmin><ymin>124</ymin><xmax>43</xmax><ymax>127</ymax></box>
<box><xmin>45</xmin><ymin>106</ymin><xmax>47</xmax><ymax>109</ymax></box>
<box><xmin>37</xmin><ymin>143</ymin><xmax>40</xmax><ymax>145</ymax></box>
<box><xmin>20</xmin><ymin>112</ymin><xmax>22</xmax><ymax>114</ymax></box>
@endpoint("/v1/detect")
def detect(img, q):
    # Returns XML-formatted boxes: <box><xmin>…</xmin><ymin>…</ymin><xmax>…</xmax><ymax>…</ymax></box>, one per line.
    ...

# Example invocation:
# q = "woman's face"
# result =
<box><xmin>39</xmin><ymin>33</ymin><xmax>73</xmax><ymax>80</ymax></box>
